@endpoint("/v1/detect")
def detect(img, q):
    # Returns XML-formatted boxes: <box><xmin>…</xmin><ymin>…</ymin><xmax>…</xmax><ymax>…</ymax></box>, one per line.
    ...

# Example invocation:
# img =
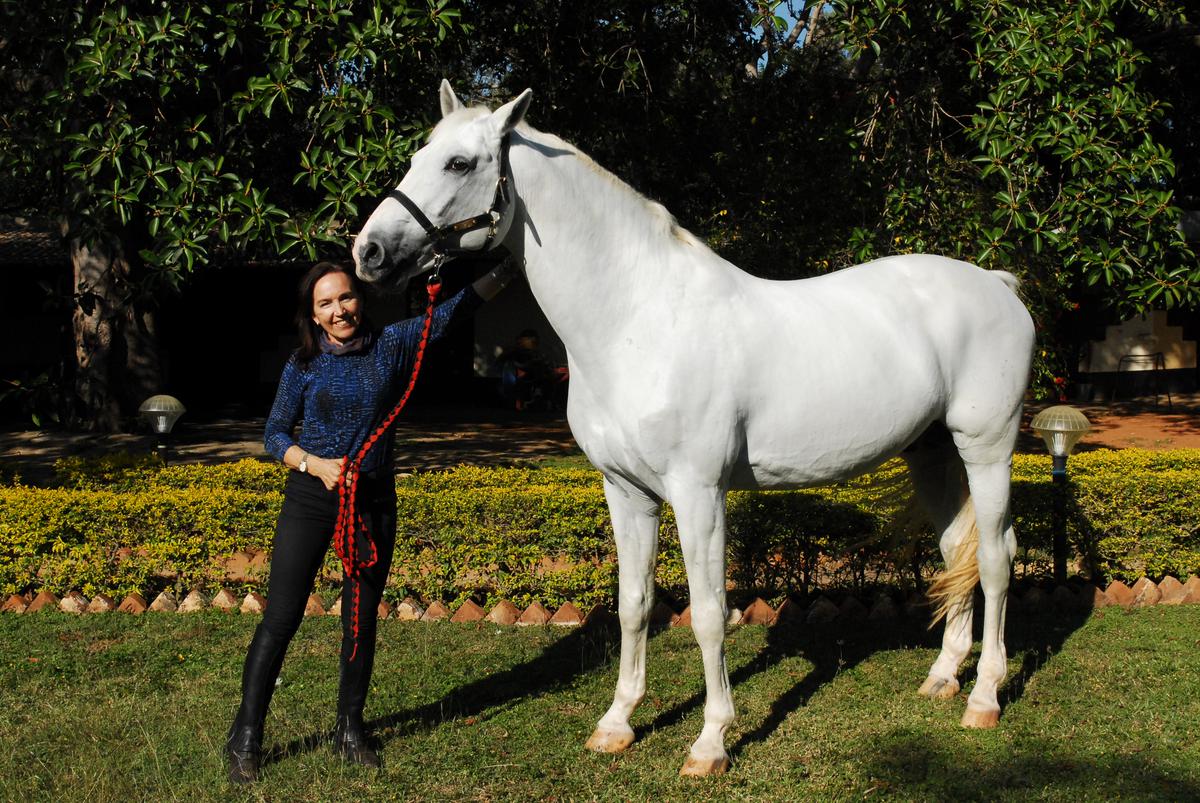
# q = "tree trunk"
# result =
<box><xmin>122</xmin><ymin>300</ymin><xmax>163</xmax><ymax>411</ymax></box>
<box><xmin>66</xmin><ymin>230</ymin><xmax>163</xmax><ymax>432</ymax></box>
<box><xmin>69</xmin><ymin>234</ymin><xmax>122</xmax><ymax>431</ymax></box>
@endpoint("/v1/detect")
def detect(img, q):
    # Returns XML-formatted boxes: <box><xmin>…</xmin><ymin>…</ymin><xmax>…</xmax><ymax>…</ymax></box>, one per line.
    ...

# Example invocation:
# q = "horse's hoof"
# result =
<box><xmin>585</xmin><ymin>726</ymin><xmax>635</xmax><ymax>753</ymax></box>
<box><xmin>679</xmin><ymin>754</ymin><xmax>731</xmax><ymax>777</ymax></box>
<box><xmin>918</xmin><ymin>675</ymin><xmax>960</xmax><ymax>700</ymax></box>
<box><xmin>961</xmin><ymin>706</ymin><xmax>1000</xmax><ymax>729</ymax></box>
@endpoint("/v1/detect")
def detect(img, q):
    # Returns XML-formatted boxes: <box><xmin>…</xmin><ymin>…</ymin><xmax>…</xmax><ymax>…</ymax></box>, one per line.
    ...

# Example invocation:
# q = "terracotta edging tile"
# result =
<box><xmin>649</xmin><ymin>601</ymin><xmax>676</xmax><ymax>628</ymax></box>
<box><xmin>1157</xmin><ymin>576</ymin><xmax>1186</xmax><ymax>604</ymax></box>
<box><xmin>738</xmin><ymin>598</ymin><xmax>776</xmax><ymax>626</ymax></box>
<box><xmin>394</xmin><ymin>597</ymin><xmax>425</xmax><ymax>621</ymax></box>
<box><xmin>549</xmin><ymin>602</ymin><xmax>583</xmax><ymax>626</ymax></box>
<box><xmin>517</xmin><ymin>601</ymin><xmax>552</xmax><ymax>626</ymax></box>
<box><xmin>1105</xmin><ymin>580</ymin><xmax>1135</xmax><ymax>607</ymax></box>
<box><xmin>772</xmin><ymin>598</ymin><xmax>805</xmax><ymax>626</ymax></box>
<box><xmin>59</xmin><ymin>592</ymin><xmax>89</xmax><ymax>615</ymax></box>
<box><xmin>86</xmin><ymin>594</ymin><xmax>116</xmax><ymax>613</ymax></box>
<box><xmin>1</xmin><ymin>594</ymin><xmax>29</xmax><ymax>614</ymax></box>
<box><xmin>1129</xmin><ymin>577</ymin><xmax>1160</xmax><ymax>606</ymax></box>
<box><xmin>451</xmin><ymin>600</ymin><xmax>485</xmax><ymax>623</ymax></box>
<box><xmin>485</xmin><ymin>600</ymin><xmax>521</xmax><ymax>625</ymax></box>
<box><xmin>178</xmin><ymin>590</ymin><xmax>208</xmax><ymax>613</ymax></box>
<box><xmin>421</xmin><ymin>601</ymin><xmax>450</xmax><ymax>621</ymax></box>
<box><xmin>582</xmin><ymin>603</ymin><xmax>617</xmax><ymax>628</ymax></box>
<box><xmin>806</xmin><ymin>596</ymin><xmax>840</xmax><ymax>625</ymax></box>
<box><xmin>211</xmin><ymin>589</ymin><xmax>239</xmax><ymax>611</ymax></box>
<box><xmin>117</xmin><ymin>593</ymin><xmax>148</xmax><ymax>614</ymax></box>
<box><xmin>303</xmin><ymin>594</ymin><xmax>326</xmax><ymax>617</ymax></box>
<box><xmin>240</xmin><ymin>592</ymin><xmax>266</xmax><ymax>614</ymax></box>
<box><xmin>27</xmin><ymin>591</ymin><xmax>60</xmax><ymax>613</ymax></box>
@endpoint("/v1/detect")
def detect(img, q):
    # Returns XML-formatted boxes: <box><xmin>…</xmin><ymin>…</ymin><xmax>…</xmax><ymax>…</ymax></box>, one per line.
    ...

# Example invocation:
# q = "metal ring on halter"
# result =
<box><xmin>428</xmin><ymin>253</ymin><xmax>445</xmax><ymax>290</ymax></box>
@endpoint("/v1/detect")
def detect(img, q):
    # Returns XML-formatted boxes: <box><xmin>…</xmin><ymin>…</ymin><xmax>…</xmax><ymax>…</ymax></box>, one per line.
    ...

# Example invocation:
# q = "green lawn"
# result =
<box><xmin>1</xmin><ymin>606</ymin><xmax>1197</xmax><ymax>801</ymax></box>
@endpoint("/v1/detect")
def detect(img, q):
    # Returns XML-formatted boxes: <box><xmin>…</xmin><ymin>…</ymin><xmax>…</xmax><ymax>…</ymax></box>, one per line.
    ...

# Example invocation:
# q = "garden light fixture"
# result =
<box><xmin>138</xmin><ymin>394</ymin><xmax>186</xmax><ymax>464</ymax></box>
<box><xmin>1029</xmin><ymin>405</ymin><xmax>1091</xmax><ymax>582</ymax></box>
<box><xmin>1030</xmin><ymin>405</ymin><xmax>1091</xmax><ymax>469</ymax></box>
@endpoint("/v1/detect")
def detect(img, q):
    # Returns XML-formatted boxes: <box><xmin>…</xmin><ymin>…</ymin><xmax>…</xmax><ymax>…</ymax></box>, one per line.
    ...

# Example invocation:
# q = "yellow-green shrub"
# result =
<box><xmin>2</xmin><ymin>450</ymin><xmax>1197</xmax><ymax>604</ymax></box>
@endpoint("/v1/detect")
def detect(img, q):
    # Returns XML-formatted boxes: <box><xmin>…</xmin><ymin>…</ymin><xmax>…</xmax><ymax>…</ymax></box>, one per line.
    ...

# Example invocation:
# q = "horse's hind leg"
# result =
<box><xmin>958</xmin><ymin>456</ymin><xmax>1017</xmax><ymax>728</ymax></box>
<box><xmin>905</xmin><ymin>443</ymin><xmax>973</xmax><ymax>701</ymax></box>
<box><xmin>585</xmin><ymin>477</ymin><xmax>661</xmax><ymax>754</ymax></box>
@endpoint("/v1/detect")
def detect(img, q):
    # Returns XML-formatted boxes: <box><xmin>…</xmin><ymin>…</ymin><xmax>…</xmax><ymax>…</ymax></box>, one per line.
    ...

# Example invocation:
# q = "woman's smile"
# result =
<box><xmin>311</xmin><ymin>271</ymin><xmax>363</xmax><ymax>345</ymax></box>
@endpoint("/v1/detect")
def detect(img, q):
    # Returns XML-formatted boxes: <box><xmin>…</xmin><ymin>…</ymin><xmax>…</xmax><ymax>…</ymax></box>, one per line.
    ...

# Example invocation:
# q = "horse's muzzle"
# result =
<box><xmin>353</xmin><ymin>235</ymin><xmax>387</xmax><ymax>275</ymax></box>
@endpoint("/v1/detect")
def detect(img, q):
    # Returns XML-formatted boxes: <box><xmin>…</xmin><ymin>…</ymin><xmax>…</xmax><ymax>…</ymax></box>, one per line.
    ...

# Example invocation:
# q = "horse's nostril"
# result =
<box><xmin>358</xmin><ymin>238</ymin><xmax>385</xmax><ymax>271</ymax></box>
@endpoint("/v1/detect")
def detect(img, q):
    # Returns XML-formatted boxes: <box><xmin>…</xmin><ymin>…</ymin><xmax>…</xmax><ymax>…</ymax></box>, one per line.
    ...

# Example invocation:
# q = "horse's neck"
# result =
<box><xmin>507</xmin><ymin>134</ymin><xmax>695</xmax><ymax>364</ymax></box>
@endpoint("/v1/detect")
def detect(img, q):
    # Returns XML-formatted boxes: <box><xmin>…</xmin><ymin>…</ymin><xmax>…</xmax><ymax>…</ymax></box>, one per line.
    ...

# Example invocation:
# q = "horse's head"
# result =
<box><xmin>353</xmin><ymin>81</ymin><xmax>532</xmax><ymax>287</ymax></box>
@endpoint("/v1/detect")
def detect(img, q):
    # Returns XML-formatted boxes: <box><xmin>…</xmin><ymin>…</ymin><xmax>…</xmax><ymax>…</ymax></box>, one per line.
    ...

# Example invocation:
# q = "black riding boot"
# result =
<box><xmin>332</xmin><ymin>640</ymin><xmax>381</xmax><ymax>768</ymax></box>
<box><xmin>226</xmin><ymin>626</ymin><xmax>289</xmax><ymax>784</ymax></box>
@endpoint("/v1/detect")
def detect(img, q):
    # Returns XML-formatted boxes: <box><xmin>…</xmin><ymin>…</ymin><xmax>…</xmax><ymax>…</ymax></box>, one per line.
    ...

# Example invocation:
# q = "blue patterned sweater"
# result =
<box><xmin>264</xmin><ymin>286</ymin><xmax>483</xmax><ymax>474</ymax></box>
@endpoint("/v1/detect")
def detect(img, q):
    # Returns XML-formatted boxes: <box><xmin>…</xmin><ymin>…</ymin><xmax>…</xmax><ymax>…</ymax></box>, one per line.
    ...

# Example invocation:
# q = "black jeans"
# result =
<box><xmin>231</xmin><ymin>470</ymin><xmax>397</xmax><ymax>742</ymax></box>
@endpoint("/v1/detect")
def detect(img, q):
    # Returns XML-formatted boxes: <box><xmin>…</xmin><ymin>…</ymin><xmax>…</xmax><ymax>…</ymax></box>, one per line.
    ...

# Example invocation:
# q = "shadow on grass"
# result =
<box><xmin>262</xmin><ymin>592</ymin><xmax>1099</xmax><ymax>768</ymax></box>
<box><xmin>857</xmin><ymin>730</ymin><xmax>1200</xmax><ymax>800</ymax></box>
<box><xmin>263</xmin><ymin>619</ymin><xmax>624</xmax><ymax>766</ymax></box>
<box><xmin>639</xmin><ymin>595</ymin><xmax>1095</xmax><ymax>761</ymax></box>
<box><xmin>262</xmin><ymin>590</ymin><xmax>1096</xmax><ymax>770</ymax></box>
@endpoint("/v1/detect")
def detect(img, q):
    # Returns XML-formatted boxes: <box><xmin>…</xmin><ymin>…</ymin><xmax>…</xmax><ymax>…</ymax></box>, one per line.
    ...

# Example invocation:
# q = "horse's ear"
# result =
<box><xmin>439</xmin><ymin>79</ymin><xmax>464</xmax><ymax>118</ymax></box>
<box><xmin>490</xmin><ymin>89</ymin><xmax>532</xmax><ymax>136</ymax></box>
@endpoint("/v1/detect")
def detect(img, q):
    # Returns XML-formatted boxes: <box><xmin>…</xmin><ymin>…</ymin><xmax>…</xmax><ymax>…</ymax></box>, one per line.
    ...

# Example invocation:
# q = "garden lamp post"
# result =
<box><xmin>1029</xmin><ymin>405</ymin><xmax>1091</xmax><ymax>583</ymax></box>
<box><xmin>138</xmin><ymin>394</ymin><xmax>186</xmax><ymax>465</ymax></box>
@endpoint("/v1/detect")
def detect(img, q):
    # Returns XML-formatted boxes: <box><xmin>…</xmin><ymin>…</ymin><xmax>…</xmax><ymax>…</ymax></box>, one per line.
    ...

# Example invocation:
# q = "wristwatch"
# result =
<box><xmin>298</xmin><ymin>453</ymin><xmax>309</xmax><ymax>473</ymax></box>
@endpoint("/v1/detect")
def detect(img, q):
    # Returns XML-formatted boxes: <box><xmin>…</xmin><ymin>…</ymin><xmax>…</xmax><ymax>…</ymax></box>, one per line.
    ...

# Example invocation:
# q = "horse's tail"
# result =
<box><xmin>991</xmin><ymin>270</ymin><xmax>1021</xmax><ymax>295</ymax></box>
<box><xmin>926</xmin><ymin>496</ymin><xmax>979</xmax><ymax>626</ymax></box>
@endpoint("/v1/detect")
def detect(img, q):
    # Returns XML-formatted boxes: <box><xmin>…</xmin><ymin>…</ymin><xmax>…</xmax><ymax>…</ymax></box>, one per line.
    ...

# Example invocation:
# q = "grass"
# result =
<box><xmin>1</xmin><ymin>606</ymin><xmax>1198</xmax><ymax>802</ymax></box>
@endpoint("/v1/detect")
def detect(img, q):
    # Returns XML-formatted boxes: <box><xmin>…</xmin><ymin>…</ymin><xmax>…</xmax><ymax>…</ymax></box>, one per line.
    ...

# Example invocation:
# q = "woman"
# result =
<box><xmin>226</xmin><ymin>259</ymin><xmax>513</xmax><ymax>784</ymax></box>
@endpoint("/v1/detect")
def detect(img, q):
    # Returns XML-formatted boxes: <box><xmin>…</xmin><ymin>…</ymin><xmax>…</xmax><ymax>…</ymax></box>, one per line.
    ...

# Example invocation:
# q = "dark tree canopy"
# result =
<box><xmin>1</xmin><ymin>0</ymin><xmax>1197</xmax><ymax>426</ymax></box>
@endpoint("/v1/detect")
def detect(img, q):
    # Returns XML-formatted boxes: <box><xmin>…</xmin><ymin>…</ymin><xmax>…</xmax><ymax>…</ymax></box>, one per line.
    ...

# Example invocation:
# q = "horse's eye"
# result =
<box><xmin>445</xmin><ymin>157</ymin><xmax>473</xmax><ymax>174</ymax></box>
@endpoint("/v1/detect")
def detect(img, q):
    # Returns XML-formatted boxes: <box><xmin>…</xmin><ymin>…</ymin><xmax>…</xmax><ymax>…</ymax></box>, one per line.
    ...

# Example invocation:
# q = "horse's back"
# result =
<box><xmin>719</xmin><ymin>255</ymin><xmax>1033</xmax><ymax>487</ymax></box>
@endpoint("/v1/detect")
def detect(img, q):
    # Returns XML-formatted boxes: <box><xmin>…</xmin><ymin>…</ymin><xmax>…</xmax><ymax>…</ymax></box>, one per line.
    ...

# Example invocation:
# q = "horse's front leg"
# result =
<box><xmin>585</xmin><ymin>478</ymin><xmax>661</xmax><ymax>754</ymax></box>
<box><xmin>673</xmin><ymin>484</ymin><xmax>734</xmax><ymax>776</ymax></box>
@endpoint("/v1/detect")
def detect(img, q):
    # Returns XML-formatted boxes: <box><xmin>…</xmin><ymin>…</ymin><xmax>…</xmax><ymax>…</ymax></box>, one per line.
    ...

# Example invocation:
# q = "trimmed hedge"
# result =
<box><xmin>1</xmin><ymin>450</ymin><xmax>1198</xmax><ymax>606</ymax></box>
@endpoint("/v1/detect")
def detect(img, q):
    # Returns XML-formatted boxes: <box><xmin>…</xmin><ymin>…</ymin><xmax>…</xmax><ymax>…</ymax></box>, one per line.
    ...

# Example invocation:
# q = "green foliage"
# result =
<box><xmin>4</xmin><ymin>451</ymin><xmax>1198</xmax><ymax>605</ymax></box>
<box><xmin>0</xmin><ymin>0</ymin><xmax>466</xmax><ymax>278</ymax></box>
<box><xmin>831</xmin><ymin>0</ymin><xmax>1199</xmax><ymax>397</ymax></box>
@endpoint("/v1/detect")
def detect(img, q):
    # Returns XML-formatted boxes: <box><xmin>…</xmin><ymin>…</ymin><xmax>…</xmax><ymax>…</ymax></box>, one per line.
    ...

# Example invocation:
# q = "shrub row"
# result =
<box><xmin>2</xmin><ymin>450</ymin><xmax>1198</xmax><ymax>606</ymax></box>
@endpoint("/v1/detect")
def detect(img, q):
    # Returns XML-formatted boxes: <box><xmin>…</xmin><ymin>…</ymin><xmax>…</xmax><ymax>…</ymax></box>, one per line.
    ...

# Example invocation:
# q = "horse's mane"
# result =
<box><xmin>515</xmin><ymin>122</ymin><xmax>707</xmax><ymax>250</ymax></box>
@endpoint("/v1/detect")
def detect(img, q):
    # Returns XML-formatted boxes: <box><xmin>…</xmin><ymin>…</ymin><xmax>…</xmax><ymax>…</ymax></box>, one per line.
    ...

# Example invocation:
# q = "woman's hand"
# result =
<box><xmin>308</xmin><ymin>455</ymin><xmax>346</xmax><ymax>491</ymax></box>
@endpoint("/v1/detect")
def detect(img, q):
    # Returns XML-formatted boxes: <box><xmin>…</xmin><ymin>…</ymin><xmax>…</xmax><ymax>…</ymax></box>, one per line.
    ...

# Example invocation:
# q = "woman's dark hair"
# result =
<box><xmin>294</xmin><ymin>261</ymin><xmax>373</xmax><ymax>368</ymax></box>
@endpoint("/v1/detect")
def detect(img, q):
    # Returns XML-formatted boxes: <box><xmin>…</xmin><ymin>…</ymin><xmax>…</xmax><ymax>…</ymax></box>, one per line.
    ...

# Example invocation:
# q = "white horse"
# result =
<box><xmin>353</xmin><ymin>82</ymin><xmax>1035</xmax><ymax>776</ymax></box>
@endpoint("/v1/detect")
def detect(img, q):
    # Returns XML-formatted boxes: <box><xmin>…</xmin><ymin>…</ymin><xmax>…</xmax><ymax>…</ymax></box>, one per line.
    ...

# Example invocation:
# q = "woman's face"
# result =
<box><xmin>311</xmin><ymin>271</ymin><xmax>362</xmax><ymax>344</ymax></box>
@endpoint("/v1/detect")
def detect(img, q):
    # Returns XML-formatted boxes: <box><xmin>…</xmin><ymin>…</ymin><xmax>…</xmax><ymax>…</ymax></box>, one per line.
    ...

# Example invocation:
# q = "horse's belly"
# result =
<box><xmin>732</xmin><ymin>407</ymin><xmax>934</xmax><ymax>490</ymax></box>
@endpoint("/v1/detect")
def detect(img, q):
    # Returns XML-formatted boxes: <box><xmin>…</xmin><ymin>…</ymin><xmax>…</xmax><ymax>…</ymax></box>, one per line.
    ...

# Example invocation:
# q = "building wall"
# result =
<box><xmin>1080</xmin><ymin>310</ymin><xmax>1197</xmax><ymax>373</ymax></box>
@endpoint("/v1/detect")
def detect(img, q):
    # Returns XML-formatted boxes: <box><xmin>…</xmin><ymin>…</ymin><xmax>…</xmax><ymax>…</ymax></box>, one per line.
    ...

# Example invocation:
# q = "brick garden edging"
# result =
<box><xmin>4</xmin><ymin>576</ymin><xmax>1199</xmax><ymax>623</ymax></box>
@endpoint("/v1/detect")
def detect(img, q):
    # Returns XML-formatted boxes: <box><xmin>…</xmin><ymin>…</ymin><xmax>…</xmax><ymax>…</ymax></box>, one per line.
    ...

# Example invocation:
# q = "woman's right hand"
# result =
<box><xmin>308</xmin><ymin>455</ymin><xmax>347</xmax><ymax>491</ymax></box>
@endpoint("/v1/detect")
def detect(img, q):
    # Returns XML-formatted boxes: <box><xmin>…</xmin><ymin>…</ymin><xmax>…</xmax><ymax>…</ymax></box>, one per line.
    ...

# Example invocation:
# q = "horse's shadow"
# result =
<box><xmin>263</xmin><ymin>617</ymin><xmax>624</xmax><ymax>765</ymax></box>
<box><xmin>699</xmin><ymin>591</ymin><xmax>1096</xmax><ymax>761</ymax></box>
<box><xmin>264</xmin><ymin>591</ymin><xmax>1093</xmax><ymax>767</ymax></box>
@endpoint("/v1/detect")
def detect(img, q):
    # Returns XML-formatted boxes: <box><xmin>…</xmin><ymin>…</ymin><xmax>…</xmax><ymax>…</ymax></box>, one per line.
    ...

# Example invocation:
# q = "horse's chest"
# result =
<box><xmin>567</xmin><ymin>371</ymin><xmax>732</xmax><ymax>486</ymax></box>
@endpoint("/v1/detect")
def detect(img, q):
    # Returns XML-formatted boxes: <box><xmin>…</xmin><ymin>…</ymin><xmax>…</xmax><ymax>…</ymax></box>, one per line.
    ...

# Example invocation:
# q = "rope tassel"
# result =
<box><xmin>333</xmin><ymin>276</ymin><xmax>442</xmax><ymax>662</ymax></box>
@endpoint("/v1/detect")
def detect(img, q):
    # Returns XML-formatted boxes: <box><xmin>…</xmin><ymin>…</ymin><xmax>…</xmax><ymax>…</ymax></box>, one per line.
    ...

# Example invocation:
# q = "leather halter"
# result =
<box><xmin>385</xmin><ymin>133</ymin><xmax>512</xmax><ymax>263</ymax></box>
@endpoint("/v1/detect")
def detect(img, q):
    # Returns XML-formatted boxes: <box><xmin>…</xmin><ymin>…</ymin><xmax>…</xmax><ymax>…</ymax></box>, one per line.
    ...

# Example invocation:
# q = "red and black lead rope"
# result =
<box><xmin>331</xmin><ymin>274</ymin><xmax>442</xmax><ymax>662</ymax></box>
